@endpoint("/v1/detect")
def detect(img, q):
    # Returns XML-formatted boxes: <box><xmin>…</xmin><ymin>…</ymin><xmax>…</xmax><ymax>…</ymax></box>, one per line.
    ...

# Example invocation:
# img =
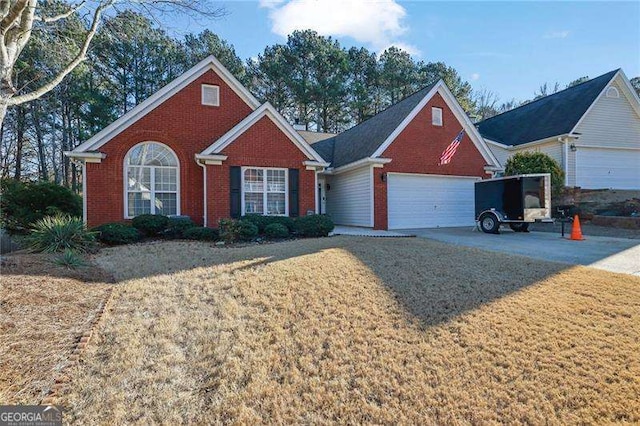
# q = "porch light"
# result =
<box><xmin>381</xmin><ymin>173</ymin><xmax>387</xmax><ymax>182</ymax></box>
<box><xmin>570</xmin><ymin>143</ymin><xmax>577</xmax><ymax>152</ymax></box>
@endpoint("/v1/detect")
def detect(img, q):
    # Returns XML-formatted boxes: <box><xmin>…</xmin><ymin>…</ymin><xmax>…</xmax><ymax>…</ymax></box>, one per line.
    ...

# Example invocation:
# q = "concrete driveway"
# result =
<box><xmin>400</xmin><ymin>227</ymin><xmax>640</xmax><ymax>276</ymax></box>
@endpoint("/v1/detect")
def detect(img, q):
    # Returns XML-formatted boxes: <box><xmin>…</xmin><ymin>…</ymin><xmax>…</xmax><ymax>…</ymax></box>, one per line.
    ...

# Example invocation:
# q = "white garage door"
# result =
<box><xmin>577</xmin><ymin>148</ymin><xmax>640</xmax><ymax>190</ymax></box>
<box><xmin>387</xmin><ymin>173</ymin><xmax>479</xmax><ymax>229</ymax></box>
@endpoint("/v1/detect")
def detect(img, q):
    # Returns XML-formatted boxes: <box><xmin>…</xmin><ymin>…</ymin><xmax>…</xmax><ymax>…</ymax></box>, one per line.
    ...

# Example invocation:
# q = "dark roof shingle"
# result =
<box><xmin>476</xmin><ymin>70</ymin><xmax>619</xmax><ymax>146</ymax></box>
<box><xmin>314</xmin><ymin>83</ymin><xmax>437</xmax><ymax>167</ymax></box>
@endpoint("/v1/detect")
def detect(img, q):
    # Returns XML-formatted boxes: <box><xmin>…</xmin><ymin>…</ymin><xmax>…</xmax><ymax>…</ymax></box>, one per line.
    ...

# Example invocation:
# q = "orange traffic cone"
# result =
<box><xmin>570</xmin><ymin>214</ymin><xmax>585</xmax><ymax>241</ymax></box>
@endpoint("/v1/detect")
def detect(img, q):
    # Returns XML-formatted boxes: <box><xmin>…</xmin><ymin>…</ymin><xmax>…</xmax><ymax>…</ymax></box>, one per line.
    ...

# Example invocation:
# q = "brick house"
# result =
<box><xmin>67</xmin><ymin>55</ymin><xmax>499</xmax><ymax>230</ymax></box>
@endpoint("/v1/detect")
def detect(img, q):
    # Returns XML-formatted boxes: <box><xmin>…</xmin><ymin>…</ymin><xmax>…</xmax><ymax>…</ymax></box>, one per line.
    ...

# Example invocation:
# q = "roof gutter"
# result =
<box><xmin>195</xmin><ymin>154</ymin><xmax>228</xmax><ymax>165</ymax></box>
<box><xmin>322</xmin><ymin>157</ymin><xmax>392</xmax><ymax>175</ymax></box>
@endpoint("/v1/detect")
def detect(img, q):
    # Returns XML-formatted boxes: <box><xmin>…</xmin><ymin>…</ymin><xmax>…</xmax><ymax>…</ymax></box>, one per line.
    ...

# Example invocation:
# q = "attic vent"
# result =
<box><xmin>432</xmin><ymin>107</ymin><xmax>443</xmax><ymax>126</ymax></box>
<box><xmin>202</xmin><ymin>84</ymin><xmax>220</xmax><ymax>106</ymax></box>
<box><xmin>605</xmin><ymin>86</ymin><xmax>619</xmax><ymax>99</ymax></box>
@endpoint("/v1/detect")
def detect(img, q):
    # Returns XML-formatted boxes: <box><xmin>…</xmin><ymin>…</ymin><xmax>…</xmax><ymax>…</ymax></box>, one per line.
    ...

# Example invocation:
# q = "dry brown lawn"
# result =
<box><xmin>40</xmin><ymin>236</ymin><xmax>640</xmax><ymax>425</ymax></box>
<box><xmin>0</xmin><ymin>253</ymin><xmax>113</xmax><ymax>404</ymax></box>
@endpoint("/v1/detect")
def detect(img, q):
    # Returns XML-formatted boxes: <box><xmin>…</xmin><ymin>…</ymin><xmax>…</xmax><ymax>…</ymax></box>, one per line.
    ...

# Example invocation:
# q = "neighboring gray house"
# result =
<box><xmin>477</xmin><ymin>69</ymin><xmax>640</xmax><ymax>190</ymax></box>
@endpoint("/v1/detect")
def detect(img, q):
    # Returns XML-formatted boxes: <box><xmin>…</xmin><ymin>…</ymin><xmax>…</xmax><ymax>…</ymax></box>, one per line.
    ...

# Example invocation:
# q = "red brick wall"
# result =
<box><xmin>85</xmin><ymin>69</ymin><xmax>254</xmax><ymax>227</ymax></box>
<box><xmin>206</xmin><ymin>116</ymin><xmax>316</xmax><ymax>226</ymax></box>
<box><xmin>373</xmin><ymin>92</ymin><xmax>488</xmax><ymax>229</ymax></box>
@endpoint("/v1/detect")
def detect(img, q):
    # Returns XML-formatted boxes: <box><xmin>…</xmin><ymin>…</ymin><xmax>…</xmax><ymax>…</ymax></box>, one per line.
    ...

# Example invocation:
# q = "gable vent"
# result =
<box><xmin>202</xmin><ymin>84</ymin><xmax>220</xmax><ymax>106</ymax></box>
<box><xmin>605</xmin><ymin>86</ymin><xmax>619</xmax><ymax>99</ymax></box>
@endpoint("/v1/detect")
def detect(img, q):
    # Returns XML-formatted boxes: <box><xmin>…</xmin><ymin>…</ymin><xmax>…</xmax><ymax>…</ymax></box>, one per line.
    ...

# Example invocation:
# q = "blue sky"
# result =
<box><xmin>163</xmin><ymin>1</ymin><xmax>640</xmax><ymax>102</ymax></box>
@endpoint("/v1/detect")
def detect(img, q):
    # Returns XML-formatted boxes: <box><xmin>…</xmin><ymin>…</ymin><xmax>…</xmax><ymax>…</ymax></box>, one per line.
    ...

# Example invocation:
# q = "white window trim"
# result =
<box><xmin>123</xmin><ymin>141</ymin><xmax>181</xmax><ymax>219</ymax></box>
<box><xmin>605</xmin><ymin>86</ymin><xmax>619</xmax><ymax>98</ymax></box>
<box><xmin>432</xmin><ymin>107</ymin><xmax>443</xmax><ymax>126</ymax></box>
<box><xmin>201</xmin><ymin>84</ymin><xmax>220</xmax><ymax>106</ymax></box>
<box><xmin>240</xmin><ymin>166</ymin><xmax>289</xmax><ymax>216</ymax></box>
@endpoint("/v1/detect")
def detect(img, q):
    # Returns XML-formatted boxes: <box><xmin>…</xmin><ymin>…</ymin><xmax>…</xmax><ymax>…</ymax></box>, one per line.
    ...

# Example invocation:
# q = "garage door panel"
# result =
<box><xmin>577</xmin><ymin>148</ymin><xmax>640</xmax><ymax>190</ymax></box>
<box><xmin>387</xmin><ymin>174</ymin><xmax>478</xmax><ymax>229</ymax></box>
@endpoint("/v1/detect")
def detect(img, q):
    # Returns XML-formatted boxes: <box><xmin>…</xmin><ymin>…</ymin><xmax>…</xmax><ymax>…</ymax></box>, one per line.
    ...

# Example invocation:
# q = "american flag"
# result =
<box><xmin>439</xmin><ymin>129</ymin><xmax>465</xmax><ymax>165</ymax></box>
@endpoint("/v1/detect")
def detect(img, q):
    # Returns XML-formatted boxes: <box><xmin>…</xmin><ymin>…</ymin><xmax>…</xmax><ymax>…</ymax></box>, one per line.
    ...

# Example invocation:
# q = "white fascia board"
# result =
<box><xmin>200</xmin><ymin>102</ymin><xmax>326</xmax><ymax>163</ymax></box>
<box><xmin>64</xmin><ymin>151</ymin><xmax>106</xmax><ymax>163</ymax></box>
<box><xmin>195</xmin><ymin>154</ymin><xmax>228</xmax><ymax>165</ymax></box>
<box><xmin>323</xmin><ymin>157</ymin><xmax>392</xmax><ymax>175</ymax></box>
<box><xmin>304</xmin><ymin>160</ymin><xmax>331</xmax><ymax>169</ymax></box>
<box><xmin>71</xmin><ymin>55</ymin><xmax>260</xmax><ymax>154</ymax></box>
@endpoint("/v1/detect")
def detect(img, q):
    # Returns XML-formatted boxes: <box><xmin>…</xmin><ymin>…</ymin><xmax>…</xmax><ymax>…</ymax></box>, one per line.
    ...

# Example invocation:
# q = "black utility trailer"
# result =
<box><xmin>475</xmin><ymin>173</ymin><xmax>552</xmax><ymax>234</ymax></box>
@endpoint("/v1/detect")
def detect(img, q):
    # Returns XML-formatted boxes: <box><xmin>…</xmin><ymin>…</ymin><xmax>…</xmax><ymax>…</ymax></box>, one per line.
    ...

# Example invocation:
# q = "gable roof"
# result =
<box><xmin>314</xmin><ymin>83</ymin><xmax>438</xmax><ymax>168</ymax></box>
<box><xmin>314</xmin><ymin>81</ymin><xmax>499</xmax><ymax>169</ymax></box>
<box><xmin>70</xmin><ymin>55</ymin><xmax>260</xmax><ymax>154</ymax></box>
<box><xmin>476</xmin><ymin>69</ymin><xmax>619</xmax><ymax>146</ymax></box>
<box><xmin>200</xmin><ymin>103</ymin><xmax>327</xmax><ymax>164</ymax></box>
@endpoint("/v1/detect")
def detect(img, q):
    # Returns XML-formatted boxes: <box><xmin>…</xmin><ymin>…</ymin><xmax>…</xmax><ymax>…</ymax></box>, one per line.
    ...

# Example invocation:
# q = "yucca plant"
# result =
<box><xmin>28</xmin><ymin>215</ymin><xmax>96</xmax><ymax>253</ymax></box>
<box><xmin>52</xmin><ymin>249</ymin><xmax>88</xmax><ymax>269</ymax></box>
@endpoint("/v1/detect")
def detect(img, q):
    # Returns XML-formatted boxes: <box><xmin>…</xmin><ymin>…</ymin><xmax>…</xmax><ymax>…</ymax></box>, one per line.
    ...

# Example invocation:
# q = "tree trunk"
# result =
<box><xmin>31</xmin><ymin>102</ymin><xmax>48</xmax><ymax>180</ymax></box>
<box><xmin>13</xmin><ymin>105</ymin><xmax>26</xmax><ymax>180</ymax></box>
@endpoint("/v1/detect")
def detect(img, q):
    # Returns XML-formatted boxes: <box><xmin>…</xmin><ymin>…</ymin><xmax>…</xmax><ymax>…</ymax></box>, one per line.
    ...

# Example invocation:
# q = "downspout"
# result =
<box><xmin>196</xmin><ymin>159</ymin><xmax>207</xmax><ymax>227</ymax></box>
<box><xmin>561</xmin><ymin>137</ymin><xmax>569</xmax><ymax>186</ymax></box>
<box><xmin>81</xmin><ymin>161</ymin><xmax>87</xmax><ymax>225</ymax></box>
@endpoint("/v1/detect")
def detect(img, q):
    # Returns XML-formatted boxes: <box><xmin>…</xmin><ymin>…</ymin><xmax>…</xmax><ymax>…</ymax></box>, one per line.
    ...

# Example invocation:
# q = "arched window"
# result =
<box><xmin>125</xmin><ymin>142</ymin><xmax>179</xmax><ymax>218</ymax></box>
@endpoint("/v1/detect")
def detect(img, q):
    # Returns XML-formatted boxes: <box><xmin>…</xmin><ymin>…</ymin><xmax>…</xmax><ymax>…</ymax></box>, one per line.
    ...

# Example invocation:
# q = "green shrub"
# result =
<box><xmin>242</xmin><ymin>214</ymin><xmax>295</xmax><ymax>233</ymax></box>
<box><xmin>294</xmin><ymin>214</ymin><xmax>334</xmax><ymax>238</ymax></box>
<box><xmin>504</xmin><ymin>152</ymin><xmax>565</xmax><ymax>196</ymax></box>
<box><xmin>218</xmin><ymin>218</ymin><xmax>239</xmax><ymax>243</ymax></box>
<box><xmin>28</xmin><ymin>215</ymin><xmax>96</xmax><ymax>253</ymax></box>
<box><xmin>52</xmin><ymin>249</ymin><xmax>88</xmax><ymax>269</ymax></box>
<box><xmin>162</xmin><ymin>217</ymin><xmax>197</xmax><ymax>239</ymax></box>
<box><xmin>0</xmin><ymin>179</ymin><xmax>82</xmax><ymax>233</ymax></box>
<box><xmin>237</xmin><ymin>220</ymin><xmax>259</xmax><ymax>241</ymax></box>
<box><xmin>218</xmin><ymin>218</ymin><xmax>258</xmax><ymax>242</ymax></box>
<box><xmin>93</xmin><ymin>223</ymin><xmax>141</xmax><ymax>245</ymax></box>
<box><xmin>183</xmin><ymin>227</ymin><xmax>219</xmax><ymax>241</ymax></box>
<box><xmin>131</xmin><ymin>214</ymin><xmax>169</xmax><ymax>236</ymax></box>
<box><xmin>264</xmin><ymin>222</ymin><xmax>289</xmax><ymax>239</ymax></box>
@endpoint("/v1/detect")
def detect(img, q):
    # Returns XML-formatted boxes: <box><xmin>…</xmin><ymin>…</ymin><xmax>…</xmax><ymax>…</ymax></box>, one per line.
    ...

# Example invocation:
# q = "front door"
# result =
<box><xmin>318</xmin><ymin>177</ymin><xmax>326</xmax><ymax>214</ymax></box>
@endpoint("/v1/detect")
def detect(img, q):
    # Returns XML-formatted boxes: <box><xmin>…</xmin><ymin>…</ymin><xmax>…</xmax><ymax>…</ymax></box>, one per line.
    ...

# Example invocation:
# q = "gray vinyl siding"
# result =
<box><xmin>487</xmin><ymin>143</ymin><xmax>511</xmax><ymax>167</ymax></box>
<box><xmin>573</xmin><ymin>80</ymin><xmax>640</xmax><ymax>150</ymax></box>
<box><xmin>325</xmin><ymin>166</ymin><xmax>372</xmax><ymax>227</ymax></box>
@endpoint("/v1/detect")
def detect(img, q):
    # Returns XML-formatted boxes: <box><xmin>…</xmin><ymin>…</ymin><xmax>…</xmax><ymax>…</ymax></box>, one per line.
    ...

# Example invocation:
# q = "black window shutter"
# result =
<box><xmin>289</xmin><ymin>169</ymin><xmax>299</xmax><ymax>217</ymax></box>
<box><xmin>230</xmin><ymin>166</ymin><xmax>241</xmax><ymax>218</ymax></box>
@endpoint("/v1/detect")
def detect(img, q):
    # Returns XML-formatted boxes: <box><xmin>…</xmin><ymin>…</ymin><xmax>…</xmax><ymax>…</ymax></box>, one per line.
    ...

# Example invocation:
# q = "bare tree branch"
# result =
<box><xmin>8</xmin><ymin>1</ymin><xmax>110</xmax><ymax>105</ymax></box>
<box><xmin>34</xmin><ymin>1</ymin><xmax>86</xmax><ymax>23</ymax></box>
<box><xmin>0</xmin><ymin>0</ymin><xmax>28</xmax><ymax>33</ymax></box>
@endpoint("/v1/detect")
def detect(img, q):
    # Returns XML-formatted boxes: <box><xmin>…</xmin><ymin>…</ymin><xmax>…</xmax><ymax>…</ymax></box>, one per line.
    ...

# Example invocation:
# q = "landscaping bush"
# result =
<box><xmin>218</xmin><ymin>218</ymin><xmax>239</xmax><ymax>243</ymax></box>
<box><xmin>93</xmin><ymin>223</ymin><xmax>141</xmax><ymax>245</ymax></box>
<box><xmin>237</xmin><ymin>220</ymin><xmax>259</xmax><ymax>241</ymax></box>
<box><xmin>294</xmin><ymin>214</ymin><xmax>334</xmax><ymax>238</ymax></box>
<box><xmin>52</xmin><ymin>249</ymin><xmax>88</xmax><ymax>269</ymax></box>
<box><xmin>0</xmin><ymin>179</ymin><xmax>82</xmax><ymax>233</ymax></box>
<box><xmin>242</xmin><ymin>214</ymin><xmax>295</xmax><ymax>233</ymax></box>
<box><xmin>131</xmin><ymin>214</ymin><xmax>169</xmax><ymax>236</ymax></box>
<box><xmin>183</xmin><ymin>227</ymin><xmax>219</xmax><ymax>241</ymax></box>
<box><xmin>264</xmin><ymin>222</ymin><xmax>289</xmax><ymax>239</ymax></box>
<box><xmin>504</xmin><ymin>152</ymin><xmax>565</xmax><ymax>196</ymax></box>
<box><xmin>218</xmin><ymin>218</ymin><xmax>259</xmax><ymax>242</ymax></box>
<box><xmin>162</xmin><ymin>217</ymin><xmax>197</xmax><ymax>239</ymax></box>
<box><xmin>28</xmin><ymin>215</ymin><xmax>96</xmax><ymax>253</ymax></box>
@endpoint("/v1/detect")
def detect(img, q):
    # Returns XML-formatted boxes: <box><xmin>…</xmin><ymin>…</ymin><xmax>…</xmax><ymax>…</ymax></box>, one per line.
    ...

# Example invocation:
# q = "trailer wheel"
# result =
<box><xmin>509</xmin><ymin>223</ymin><xmax>530</xmax><ymax>233</ymax></box>
<box><xmin>479</xmin><ymin>212</ymin><xmax>500</xmax><ymax>234</ymax></box>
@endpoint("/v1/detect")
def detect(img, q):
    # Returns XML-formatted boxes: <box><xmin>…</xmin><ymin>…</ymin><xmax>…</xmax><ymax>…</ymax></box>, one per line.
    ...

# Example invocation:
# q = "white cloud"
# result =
<box><xmin>471</xmin><ymin>73</ymin><xmax>480</xmax><ymax>81</ymax></box>
<box><xmin>260</xmin><ymin>0</ymin><xmax>417</xmax><ymax>55</ymax></box>
<box><xmin>544</xmin><ymin>30</ymin><xmax>570</xmax><ymax>39</ymax></box>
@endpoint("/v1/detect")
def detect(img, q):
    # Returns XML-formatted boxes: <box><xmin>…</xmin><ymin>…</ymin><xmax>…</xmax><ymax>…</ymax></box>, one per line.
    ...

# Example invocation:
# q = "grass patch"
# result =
<box><xmin>49</xmin><ymin>237</ymin><xmax>640</xmax><ymax>424</ymax></box>
<box><xmin>0</xmin><ymin>253</ymin><xmax>113</xmax><ymax>404</ymax></box>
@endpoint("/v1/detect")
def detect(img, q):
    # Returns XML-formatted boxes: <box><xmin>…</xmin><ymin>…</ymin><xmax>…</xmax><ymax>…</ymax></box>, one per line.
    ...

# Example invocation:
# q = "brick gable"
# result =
<box><xmin>373</xmin><ymin>92</ymin><xmax>488</xmax><ymax>229</ymax></box>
